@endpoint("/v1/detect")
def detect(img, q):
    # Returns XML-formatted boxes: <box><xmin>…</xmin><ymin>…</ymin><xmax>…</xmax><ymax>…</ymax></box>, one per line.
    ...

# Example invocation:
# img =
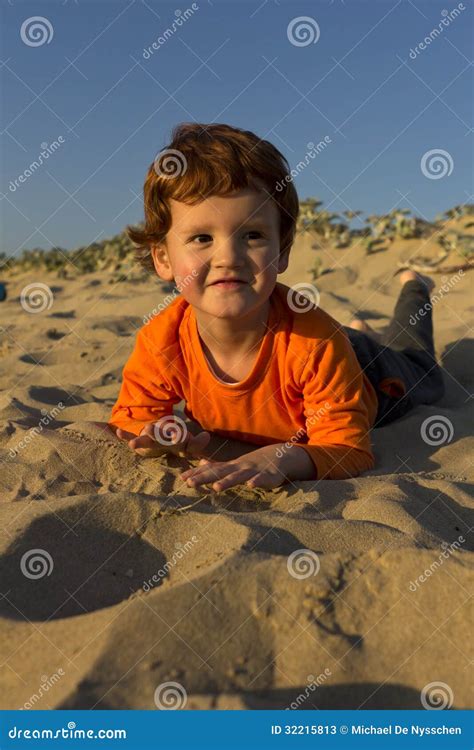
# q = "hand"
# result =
<box><xmin>180</xmin><ymin>444</ymin><xmax>291</xmax><ymax>492</ymax></box>
<box><xmin>116</xmin><ymin>421</ymin><xmax>211</xmax><ymax>459</ymax></box>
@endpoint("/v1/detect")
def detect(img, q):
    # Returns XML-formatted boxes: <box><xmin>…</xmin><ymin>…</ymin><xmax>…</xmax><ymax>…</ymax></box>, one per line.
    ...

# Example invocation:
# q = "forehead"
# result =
<box><xmin>169</xmin><ymin>188</ymin><xmax>279</xmax><ymax>230</ymax></box>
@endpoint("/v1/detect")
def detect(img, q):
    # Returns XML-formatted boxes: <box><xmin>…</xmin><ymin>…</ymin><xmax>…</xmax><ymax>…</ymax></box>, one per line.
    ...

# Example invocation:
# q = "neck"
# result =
<box><xmin>194</xmin><ymin>298</ymin><xmax>271</xmax><ymax>356</ymax></box>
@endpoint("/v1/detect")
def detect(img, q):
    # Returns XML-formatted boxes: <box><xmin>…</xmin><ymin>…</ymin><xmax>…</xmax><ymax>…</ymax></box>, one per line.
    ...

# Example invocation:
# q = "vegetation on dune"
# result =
<box><xmin>1</xmin><ymin>203</ymin><xmax>473</xmax><ymax>280</ymax></box>
<box><xmin>0</xmin><ymin>225</ymin><xmax>148</xmax><ymax>283</ymax></box>
<box><xmin>297</xmin><ymin>199</ymin><xmax>474</xmax><ymax>278</ymax></box>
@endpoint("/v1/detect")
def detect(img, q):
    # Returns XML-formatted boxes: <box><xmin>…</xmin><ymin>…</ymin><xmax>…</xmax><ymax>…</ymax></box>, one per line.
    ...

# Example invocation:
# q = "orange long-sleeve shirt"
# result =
<box><xmin>109</xmin><ymin>282</ymin><xmax>379</xmax><ymax>480</ymax></box>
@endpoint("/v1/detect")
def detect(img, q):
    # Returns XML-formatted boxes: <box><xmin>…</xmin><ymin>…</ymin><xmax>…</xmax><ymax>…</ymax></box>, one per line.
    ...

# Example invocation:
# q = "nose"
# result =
<box><xmin>211</xmin><ymin>235</ymin><xmax>246</xmax><ymax>270</ymax></box>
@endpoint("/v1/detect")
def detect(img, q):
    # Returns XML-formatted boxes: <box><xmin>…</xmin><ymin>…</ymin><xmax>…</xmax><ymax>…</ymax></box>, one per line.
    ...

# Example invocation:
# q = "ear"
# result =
<box><xmin>151</xmin><ymin>243</ymin><xmax>174</xmax><ymax>282</ymax></box>
<box><xmin>277</xmin><ymin>245</ymin><xmax>291</xmax><ymax>274</ymax></box>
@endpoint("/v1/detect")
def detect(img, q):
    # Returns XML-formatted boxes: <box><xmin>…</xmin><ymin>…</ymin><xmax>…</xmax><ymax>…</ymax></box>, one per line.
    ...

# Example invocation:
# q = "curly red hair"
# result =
<box><xmin>127</xmin><ymin>122</ymin><xmax>300</xmax><ymax>273</ymax></box>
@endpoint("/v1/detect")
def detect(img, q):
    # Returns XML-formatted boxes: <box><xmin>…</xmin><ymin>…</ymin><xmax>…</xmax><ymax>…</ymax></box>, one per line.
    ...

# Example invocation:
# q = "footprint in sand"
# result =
<box><xmin>0</xmin><ymin>494</ymin><xmax>249</xmax><ymax>621</ymax></box>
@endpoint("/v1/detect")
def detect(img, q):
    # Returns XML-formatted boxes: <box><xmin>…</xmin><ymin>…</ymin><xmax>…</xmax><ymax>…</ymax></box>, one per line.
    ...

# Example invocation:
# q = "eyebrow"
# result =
<box><xmin>179</xmin><ymin>218</ymin><xmax>271</xmax><ymax>236</ymax></box>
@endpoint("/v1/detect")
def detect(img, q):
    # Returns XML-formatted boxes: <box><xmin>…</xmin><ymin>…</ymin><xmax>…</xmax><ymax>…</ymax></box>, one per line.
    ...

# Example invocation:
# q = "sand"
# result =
<box><xmin>0</xmin><ymin>227</ymin><xmax>473</xmax><ymax>710</ymax></box>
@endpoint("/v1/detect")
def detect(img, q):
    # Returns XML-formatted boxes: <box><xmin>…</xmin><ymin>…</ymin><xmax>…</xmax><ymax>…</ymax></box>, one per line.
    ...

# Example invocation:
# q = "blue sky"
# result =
<box><xmin>1</xmin><ymin>0</ymin><xmax>472</xmax><ymax>256</ymax></box>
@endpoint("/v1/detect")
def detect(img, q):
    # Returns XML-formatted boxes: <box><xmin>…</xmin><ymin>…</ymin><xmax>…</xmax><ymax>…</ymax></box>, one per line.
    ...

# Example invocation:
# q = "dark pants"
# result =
<box><xmin>343</xmin><ymin>280</ymin><xmax>445</xmax><ymax>427</ymax></box>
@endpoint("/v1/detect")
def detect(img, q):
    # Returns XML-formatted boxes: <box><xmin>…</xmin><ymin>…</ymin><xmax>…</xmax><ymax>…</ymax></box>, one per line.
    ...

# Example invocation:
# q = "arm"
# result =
<box><xmin>108</xmin><ymin>326</ymin><xmax>181</xmax><ymax>436</ymax></box>
<box><xmin>179</xmin><ymin>326</ymin><xmax>375</xmax><ymax>492</ymax></box>
<box><xmin>279</xmin><ymin>443</ymin><xmax>317</xmax><ymax>481</ymax></box>
<box><xmin>293</xmin><ymin>330</ymin><xmax>375</xmax><ymax>480</ymax></box>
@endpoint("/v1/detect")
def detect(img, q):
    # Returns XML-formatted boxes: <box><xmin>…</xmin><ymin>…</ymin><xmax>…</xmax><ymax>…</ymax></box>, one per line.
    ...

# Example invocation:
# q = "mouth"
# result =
<box><xmin>209</xmin><ymin>279</ymin><xmax>248</xmax><ymax>289</ymax></box>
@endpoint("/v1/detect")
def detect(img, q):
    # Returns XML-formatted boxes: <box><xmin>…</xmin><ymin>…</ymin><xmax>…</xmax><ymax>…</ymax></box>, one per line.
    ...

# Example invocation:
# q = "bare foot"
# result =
<box><xmin>348</xmin><ymin>317</ymin><xmax>384</xmax><ymax>343</ymax></box>
<box><xmin>399</xmin><ymin>269</ymin><xmax>435</xmax><ymax>294</ymax></box>
<box><xmin>348</xmin><ymin>318</ymin><xmax>375</xmax><ymax>333</ymax></box>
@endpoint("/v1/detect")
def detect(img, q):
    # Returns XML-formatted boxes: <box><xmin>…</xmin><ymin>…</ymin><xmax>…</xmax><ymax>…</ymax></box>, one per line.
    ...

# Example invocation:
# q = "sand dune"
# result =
<box><xmin>0</xmin><ymin>229</ymin><xmax>472</xmax><ymax>710</ymax></box>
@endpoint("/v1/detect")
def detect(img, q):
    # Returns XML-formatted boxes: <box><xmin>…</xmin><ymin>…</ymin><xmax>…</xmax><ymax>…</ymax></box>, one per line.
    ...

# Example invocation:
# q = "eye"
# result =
<box><xmin>190</xmin><ymin>234</ymin><xmax>212</xmax><ymax>244</ymax></box>
<box><xmin>188</xmin><ymin>231</ymin><xmax>264</xmax><ymax>244</ymax></box>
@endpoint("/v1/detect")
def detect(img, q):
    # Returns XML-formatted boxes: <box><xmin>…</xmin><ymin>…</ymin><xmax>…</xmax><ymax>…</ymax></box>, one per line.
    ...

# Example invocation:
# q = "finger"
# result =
<box><xmin>142</xmin><ymin>421</ymin><xmax>185</xmax><ymax>448</ymax></box>
<box><xmin>116</xmin><ymin>427</ymin><xmax>139</xmax><ymax>442</ymax></box>
<box><xmin>142</xmin><ymin>422</ymin><xmax>185</xmax><ymax>447</ymax></box>
<box><xmin>184</xmin><ymin>462</ymin><xmax>232</xmax><ymax>488</ymax></box>
<box><xmin>246</xmin><ymin>471</ymin><xmax>282</xmax><ymax>490</ymax></box>
<box><xmin>129</xmin><ymin>433</ymin><xmax>157</xmax><ymax>449</ymax></box>
<box><xmin>210</xmin><ymin>469</ymin><xmax>258</xmax><ymax>491</ymax></box>
<box><xmin>182</xmin><ymin>459</ymin><xmax>227</xmax><ymax>482</ymax></box>
<box><xmin>133</xmin><ymin>446</ymin><xmax>163</xmax><ymax>457</ymax></box>
<box><xmin>181</xmin><ymin>457</ymin><xmax>214</xmax><ymax>480</ymax></box>
<box><xmin>139</xmin><ymin>423</ymin><xmax>158</xmax><ymax>440</ymax></box>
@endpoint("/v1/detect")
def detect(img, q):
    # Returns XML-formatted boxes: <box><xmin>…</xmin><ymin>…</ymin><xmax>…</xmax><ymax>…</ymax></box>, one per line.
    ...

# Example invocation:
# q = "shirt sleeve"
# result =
<box><xmin>108</xmin><ymin>326</ymin><xmax>181</xmax><ymax>436</ymax></box>
<box><xmin>294</xmin><ymin>329</ymin><xmax>375</xmax><ymax>480</ymax></box>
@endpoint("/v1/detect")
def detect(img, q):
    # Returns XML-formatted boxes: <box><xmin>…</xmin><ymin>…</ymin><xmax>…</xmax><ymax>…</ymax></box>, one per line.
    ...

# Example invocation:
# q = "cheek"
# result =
<box><xmin>256</xmin><ymin>245</ymin><xmax>281</xmax><ymax>274</ymax></box>
<box><xmin>174</xmin><ymin>260</ymin><xmax>201</xmax><ymax>287</ymax></box>
<box><xmin>173</xmin><ymin>261</ymin><xmax>205</xmax><ymax>297</ymax></box>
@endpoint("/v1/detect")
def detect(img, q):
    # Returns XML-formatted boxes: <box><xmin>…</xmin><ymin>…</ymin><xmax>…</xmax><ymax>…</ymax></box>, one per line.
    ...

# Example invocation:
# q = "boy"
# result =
<box><xmin>108</xmin><ymin>123</ymin><xmax>444</xmax><ymax>491</ymax></box>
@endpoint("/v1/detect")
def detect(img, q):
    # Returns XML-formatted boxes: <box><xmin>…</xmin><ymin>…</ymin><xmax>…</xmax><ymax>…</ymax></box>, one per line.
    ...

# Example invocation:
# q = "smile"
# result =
<box><xmin>210</xmin><ymin>281</ymin><xmax>247</xmax><ymax>290</ymax></box>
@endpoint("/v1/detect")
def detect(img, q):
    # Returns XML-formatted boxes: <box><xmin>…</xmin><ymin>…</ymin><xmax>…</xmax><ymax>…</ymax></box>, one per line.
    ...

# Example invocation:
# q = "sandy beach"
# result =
<box><xmin>0</xmin><ymin>217</ymin><xmax>472</xmax><ymax>710</ymax></box>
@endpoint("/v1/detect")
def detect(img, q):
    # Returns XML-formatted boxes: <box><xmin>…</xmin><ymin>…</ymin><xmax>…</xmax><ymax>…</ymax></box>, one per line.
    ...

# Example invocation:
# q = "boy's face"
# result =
<box><xmin>151</xmin><ymin>187</ymin><xmax>289</xmax><ymax>320</ymax></box>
